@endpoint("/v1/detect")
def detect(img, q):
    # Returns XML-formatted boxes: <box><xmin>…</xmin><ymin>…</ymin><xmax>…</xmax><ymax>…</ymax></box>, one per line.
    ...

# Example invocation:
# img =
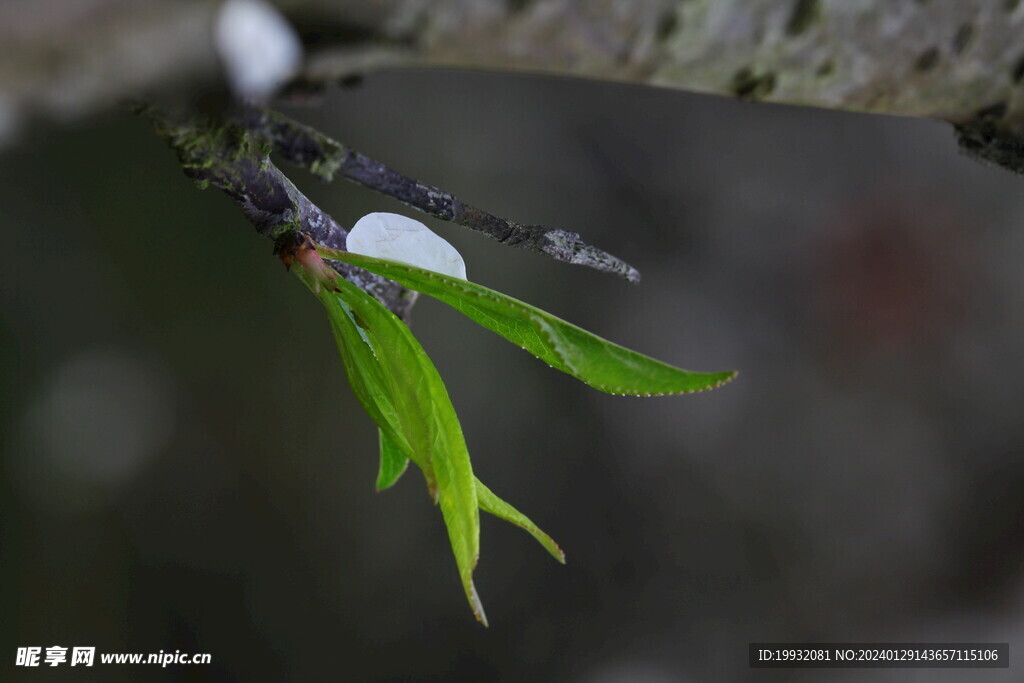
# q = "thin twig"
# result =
<box><xmin>235</xmin><ymin>107</ymin><xmax>641</xmax><ymax>283</ymax></box>
<box><xmin>140</xmin><ymin>105</ymin><xmax>418</xmax><ymax>320</ymax></box>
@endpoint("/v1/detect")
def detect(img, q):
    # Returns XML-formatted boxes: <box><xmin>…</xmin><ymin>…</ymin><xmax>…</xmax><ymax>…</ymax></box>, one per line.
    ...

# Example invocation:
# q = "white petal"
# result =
<box><xmin>347</xmin><ymin>213</ymin><xmax>468</xmax><ymax>280</ymax></box>
<box><xmin>216</xmin><ymin>0</ymin><xmax>302</xmax><ymax>101</ymax></box>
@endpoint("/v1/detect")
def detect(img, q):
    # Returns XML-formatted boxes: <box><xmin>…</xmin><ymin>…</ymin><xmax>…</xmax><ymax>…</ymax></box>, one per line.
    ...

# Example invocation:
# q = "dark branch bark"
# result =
<box><xmin>142</xmin><ymin>105</ymin><xmax>418</xmax><ymax>319</ymax></box>
<box><xmin>234</xmin><ymin>107</ymin><xmax>641</xmax><ymax>282</ymax></box>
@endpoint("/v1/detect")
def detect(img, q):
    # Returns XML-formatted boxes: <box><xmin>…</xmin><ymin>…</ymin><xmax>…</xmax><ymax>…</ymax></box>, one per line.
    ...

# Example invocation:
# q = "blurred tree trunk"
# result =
<box><xmin>3</xmin><ymin>1</ymin><xmax>1022</xmax><ymax>147</ymax></box>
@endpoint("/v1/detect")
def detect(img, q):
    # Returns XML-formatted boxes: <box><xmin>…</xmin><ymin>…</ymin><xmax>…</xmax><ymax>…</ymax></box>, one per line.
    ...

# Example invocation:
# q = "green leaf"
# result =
<box><xmin>475</xmin><ymin>478</ymin><xmax>565</xmax><ymax>564</ymax></box>
<box><xmin>376</xmin><ymin>429</ymin><xmax>410</xmax><ymax>491</ymax></box>
<box><xmin>295</xmin><ymin>265</ymin><xmax>486</xmax><ymax>625</ymax></box>
<box><xmin>316</xmin><ymin>283</ymin><xmax>431</xmax><ymax>487</ymax></box>
<box><xmin>315</xmin><ymin>247</ymin><xmax>737</xmax><ymax>396</ymax></box>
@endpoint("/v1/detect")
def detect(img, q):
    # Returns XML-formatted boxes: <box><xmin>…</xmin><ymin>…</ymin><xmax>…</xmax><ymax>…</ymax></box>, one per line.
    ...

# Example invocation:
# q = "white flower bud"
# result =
<box><xmin>347</xmin><ymin>212</ymin><xmax>468</xmax><ymax>280</ymax></box>
<box><xmin>216</xmin><ymin>0</ymin><xmax>302</xmax><ymax>101</ymax></box>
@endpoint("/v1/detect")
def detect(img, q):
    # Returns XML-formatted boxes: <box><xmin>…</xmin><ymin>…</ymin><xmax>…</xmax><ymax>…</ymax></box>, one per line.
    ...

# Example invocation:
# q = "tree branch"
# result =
<box><xmin>297</xmin><ymin>1</ymin><xmax>1021</xmax><ymax>128</ymax></box>
<box><xmin>291</xmin><ymin>0</ymin><xmax>1024</xmax><ymax>172</ymax></box>
<box><xmin>6</xmin><ymin>0</ymin><xmax>1024</xmax><ymax>167</ymax></box>
<box><xmin>233</xmin><ymin>107</ymin><xmax>641</xmax><ymax>282</ymax></box>
<box><xmin>142</xmin><ymin>105</ymin><xmax>418</xmax><ymax>319</ymax></box>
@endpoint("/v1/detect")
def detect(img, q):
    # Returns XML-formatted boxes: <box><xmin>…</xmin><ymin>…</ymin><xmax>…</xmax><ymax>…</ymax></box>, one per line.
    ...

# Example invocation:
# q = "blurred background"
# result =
<box><xmin>2</xmin><ymin>67</ymin><xmax>1023</xmax><ymax>681</ymax></box>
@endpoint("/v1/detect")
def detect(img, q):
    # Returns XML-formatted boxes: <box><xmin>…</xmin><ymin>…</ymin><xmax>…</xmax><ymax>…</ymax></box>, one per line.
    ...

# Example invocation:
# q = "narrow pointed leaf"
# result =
<box><xmin>377</xmin><ymin>429</ymin><xmax>410</xmax><ymax>491</ymax></box>
<box><xmin>475</xmin><ymin>478</ymin><xmax>565</xmax><ymax>564</ymax></box>
<box><xmin>315</xmin><ymin>285</ymin><xmax>436</xmax><ymax>491</ymax></box>
<box><xmin>295</xmin><ymin>264</ymin><xmax>485</xmax><ymax>624</ymax></box>
<box><xmin>316</xmin><ymin>247</ymin><xmax>737</xmax><ymax>396</ymax></box>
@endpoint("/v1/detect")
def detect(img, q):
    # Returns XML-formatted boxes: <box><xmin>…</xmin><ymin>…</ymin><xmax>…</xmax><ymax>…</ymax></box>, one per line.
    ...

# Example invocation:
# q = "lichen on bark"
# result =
<box><xmin>142</xmin><ymin>106</ymin><xmax>418</xmax><ymax>320</ymax></box>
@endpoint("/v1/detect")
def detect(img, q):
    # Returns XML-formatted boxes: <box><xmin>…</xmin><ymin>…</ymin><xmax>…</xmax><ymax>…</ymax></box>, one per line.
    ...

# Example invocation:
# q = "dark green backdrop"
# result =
<box><xmin>2</xmin><ymin>69</ymin><xmax>1021</xmax><ymax>681</ymax></box>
